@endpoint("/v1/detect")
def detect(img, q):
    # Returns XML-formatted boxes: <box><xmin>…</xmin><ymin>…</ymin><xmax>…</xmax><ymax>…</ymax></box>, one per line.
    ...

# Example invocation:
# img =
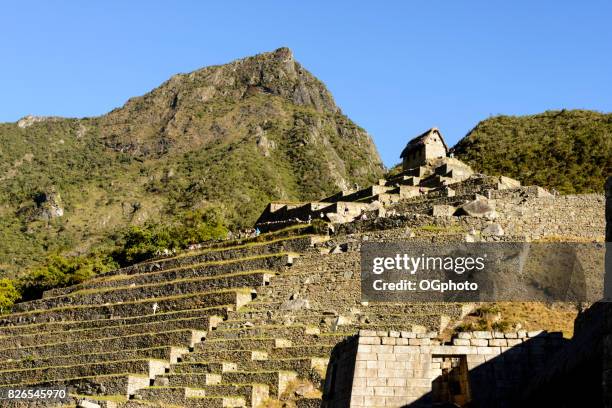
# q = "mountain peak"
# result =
<box><xmin>270</xmin><ymin>46</ymin><xmax>294</xmax><ymax>61</ymax></box>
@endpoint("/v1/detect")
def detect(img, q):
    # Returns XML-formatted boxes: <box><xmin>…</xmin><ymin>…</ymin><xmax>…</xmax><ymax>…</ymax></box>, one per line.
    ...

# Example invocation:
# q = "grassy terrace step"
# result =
<box><xmin>17</xmin><ymin>373</ymin><xmax>152</xmax><ymax>398</ymax></box>
<box><xmin>17</xmin><ymin>270</ymin><xmax>273</xmax><ymax>312</ymax></box>
<box><xmin>70</xmin><ymin>393</ymin><xmax>129</xmax><ymax>406</ymax></box>
<box><xmin>195</xmin><ymin>383</ymin><xmax>269</xmax><ymax>407</ymax></box>
<box><xmin>184</xmin><ymin>350</ymin><xmax>267</xmax><ymax>365</ymax></box>
<box><xmin>233</xmin><ymin>299</ymin><xmax>469</xmax><ymax>318</ymax></box>
<box><xmin>168</xmin><ymin>359</ymin><xmax>321</xmax><ymax>382</ymax></box>
<box><xmin>196</xmin><ymin>337</ymin><xmax>292</xmax><ymax>352</ymax></box>
<box><xmin>0</xmin><ymin>346</ymin><xmax>189</xmax><ymax>372</ymax></box>
<box><xmin>155</xmin><ymin>373</ymin><xmax>279</xmax><ymax>403</ymax></box>
<box><xmin>0</xmin><ymin>315</ymin><xmax>214</xmax><ymax>349</ymax></box>
<box><xmin>178</xmin><ymin>396</ymin><xmax>248</xmax><ymax>408</ymax></box>
<box><xmin>0</xmin><ymin>306</ymin><xmax>227</xmax><ymax>337</ymax></box>
<box><xmin>68</xmin><ymin>235</ymin><xmax>315</xmax><ymax>284</ymax></box>
<box><xmin>134</xmin><ymin>386</ymin><xmax>251</xmax><ymax>407</ymax></box>
<box><xmin>0</xmin><ymin>358</ymin><xmax>169</xmax><ymax>387</ymax></box>
<box><xmin>0</xmin><ymin>289</ymin><xmax>250</xmax><ymax>326</ymax></box>
<box><xmin>39</xmin><ymin>253</ymin><xmax>295</xmax><ymax>301</ymax></box>
<box><xmin>0</xmin><ymin>329</ymin><xmax>207</xmax><ymax>360</ymax></box>
<box><xmin>36</xmin><ymin>252</ymin><xmax>298</xmax><ymax>299</ymax></box>
<box><xmin>206</xmin><ymin>324</ymin><xmax>316</xmax><ymax>340</ymax></box>
<box><xmin>234</xmin><ymin>300</ymin><xmax>283</xmax><ymax>313</ymax></box>
<box><xmin>206</xmin><ymin>325</ymin><xmax>356</xmax><ymax>345</ymax></box>
<box><xmin>171</xmin><ymin>361</ymin><xmax>237</xmax><ymax>374</ymax></box>
<box><xmin>187</xmin><ymin>345</ymin><xmax>334</xmax><ymax>364</ymax></box>
<box><xmin>236</xmin><ymin>357</ymin><xmax>328</xmax><ymax>385</ymax></box>
<box><xmin>220</xmin><ymin>370</ymin><xmax>297</xmax><ymax>397</ymax></box>
<box><xmin>222</xmin><ymin>313</ymin><xmax>446</xmax><ymax>332</ymax></box>
<box><xmin>268</xmin><ymin>345</ymin><xmax>335</xmax><ymax>360</ymax></box>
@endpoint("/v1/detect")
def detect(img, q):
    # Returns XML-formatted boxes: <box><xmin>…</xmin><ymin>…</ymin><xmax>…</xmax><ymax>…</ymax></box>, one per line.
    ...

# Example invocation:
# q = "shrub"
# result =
<box><xmin>17</xmin><ymin>253</ymin><xmax>118</xmax><ymax>301</ymax></box>
<box><xmin>0</xmin><ymin>279</ymin><xmax>20</xmax><ymax>313</ymax></box>
<box><xmin>113</xmin><ymin>208</ymin><xmax>228</xmax><ymax>266</ymax></box>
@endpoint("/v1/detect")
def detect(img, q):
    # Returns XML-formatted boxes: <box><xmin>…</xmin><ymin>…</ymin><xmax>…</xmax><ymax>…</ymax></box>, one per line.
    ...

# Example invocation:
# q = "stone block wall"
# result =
<box><xmin>324</xmin><ymin>329</ymin><xmax>566</xmax><ymax>408</ymax></box>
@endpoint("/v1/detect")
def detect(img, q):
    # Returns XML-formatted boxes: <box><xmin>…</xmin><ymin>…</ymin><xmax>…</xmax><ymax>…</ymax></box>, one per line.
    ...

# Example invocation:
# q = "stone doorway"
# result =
<box><xmin>431</xmin><ymin>355</ymin><xmax>472</xmax><ymax>407</ymax></box>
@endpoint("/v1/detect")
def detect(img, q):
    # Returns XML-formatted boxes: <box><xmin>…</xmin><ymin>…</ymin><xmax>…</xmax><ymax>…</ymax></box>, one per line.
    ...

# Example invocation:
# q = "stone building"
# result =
<box><xmin>400</xmin><ymin>128</ymin><xmax>448</xmax><ymax>170</ymax></box>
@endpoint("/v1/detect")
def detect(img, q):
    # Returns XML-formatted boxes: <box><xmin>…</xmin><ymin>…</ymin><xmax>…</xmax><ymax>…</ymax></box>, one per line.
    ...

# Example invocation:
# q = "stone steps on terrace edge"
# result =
<box><xmin>25</xmin><ymin>252</ymin><xmax>295</xmax><ymax>304</ymax></box>
<box><xmin>206</xmin><ymin>324</ymin><xmax>322</xmax><ymax>340</ymax></box>
<box><xmin>0</xmin><ymin>345</ymin><xmax>190</xmax><ymax>372</ymax></box>
<box><xmin>195</xmin><ymin>337</ymin><xmax>294</xmax><ymax>352</ymax></box>
<box><xmin>183</xmin><ymin>350</ymin><xmax>269</xmax><ymax>365</ymax></box>
<box><xmin>0</xmin><ymin>358</ymin><xmax>170</xmax><ymax>387</ymax></box>
<box><xmin>0</xmin><ymin>306</ymin><xmax>227</xmax><ymax>336</ymax></box>
<box><xmin>0</xmin><ymin>315</ymin><xmax>220</xmax><ymax>349</ymax></box>
<box><xmin>171</xmin><ymin>357</ymin><xmax>328</xmax><ymax>387</ymax></box>
<box><xmin>118</xmin><ymin>397</ymin><xmax>247</xmax><ymax>408</ymax></box>
<box><xmin>196</xmin><ymin>333</ymin><xmax>353</xmax><ymax>353</ymax></box>
<box><xmin>233</xmin><ymin>302</ymin><xmax>474</xmax><ymax>321</ymax></box>
<box><xmin>220</xmin><ymin>313</ymin><xmax>449</xmax><ymax>332</ymax></box>
<box><xmin>133</xmin><ymin>386</ymin><xmax>252</xmax><ymax>408</ymax></box>
<box><xmin>0</xmin><ymin>328</ymin><xmax>208</xmax><ymax>360</ymax></box>
<box><xmin>17</xmin><ymin>270</ymin><xmax>274</xmax><ymax>312</ymax></box>
<box><xmin>88</xmin><ymin>235</ymin><xmax>317</xmax><ymax>280</ymax></box>
<box><xmin>0</xmin><ymin>288</ymin><xmax>252</xmax><ymax>325</ymax></box>
<box><xmin>185</xmin><ymin>345</ymin><xmax>335</xmax><ymax>365</ymax></box>
<box><xmin>205</xmin><ymin>321</ymin><xmax>421</xmax><ymax>342</ymax></box>
<box><xmin>155</xmin><ymin>370</ymin><xmax>297</xmax><ymax>398</ymax></box>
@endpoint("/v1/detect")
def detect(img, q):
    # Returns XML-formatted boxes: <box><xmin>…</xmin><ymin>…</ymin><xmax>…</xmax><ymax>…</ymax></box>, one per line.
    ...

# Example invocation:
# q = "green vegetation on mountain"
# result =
<box><xmin>0</xmin><ymin>48</ymin><xmax>384</xmax><ymax>279</ymax></box>
<box><xmin>453</xmin><ymin>110</ymin><xmax>612</xmax><ymax>194</ymax></box>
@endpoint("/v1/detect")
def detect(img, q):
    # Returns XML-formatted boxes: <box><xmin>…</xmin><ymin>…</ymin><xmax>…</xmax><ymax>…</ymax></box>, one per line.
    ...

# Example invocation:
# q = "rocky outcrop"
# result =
<box><xmin>34</xmin><ymin>189</ymin><xmax>64</xmax><ymax>220</ymax></box>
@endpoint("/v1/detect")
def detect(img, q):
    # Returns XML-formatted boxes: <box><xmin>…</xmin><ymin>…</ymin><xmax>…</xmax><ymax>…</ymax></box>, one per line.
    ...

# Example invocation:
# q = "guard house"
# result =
<box><xmin>400</xmin><ymin>127</ymin><xmax>448</xmax><ymax>170</ymax></box>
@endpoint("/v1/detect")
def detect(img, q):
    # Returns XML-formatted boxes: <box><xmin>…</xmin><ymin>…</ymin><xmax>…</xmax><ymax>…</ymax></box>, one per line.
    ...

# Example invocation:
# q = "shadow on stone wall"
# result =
<box><xmin>399</xmin><ymin>331</ymin><xmax>600</xmax><ymax>408</ymax></box>
<box><xmin>398</xmin><ymin>305</ymin><xmax>610</xmax><ymax>408</ymax></box>
<box><xmin>323</xmin><ymin>336</ymin><xmax>359</xmax><ymax>408</ymax></box>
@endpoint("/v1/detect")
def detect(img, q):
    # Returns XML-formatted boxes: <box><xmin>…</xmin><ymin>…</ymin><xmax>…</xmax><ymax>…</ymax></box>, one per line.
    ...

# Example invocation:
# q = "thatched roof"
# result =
<box><xmin>400</xmin><ymin>127</ymin><xmax>448</xmax><ymax>158</ymax></box>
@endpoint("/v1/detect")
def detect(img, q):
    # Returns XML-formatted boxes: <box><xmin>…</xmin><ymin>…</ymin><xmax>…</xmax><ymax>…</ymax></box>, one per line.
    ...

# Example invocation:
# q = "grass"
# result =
<box><xmin>0</xmin><ymin>305</ymin><xmax>227</xmax><ymax>332</ymax></box>
<box><xmin>4</xmin><ymin>371</ymin><xmax>149</xmax><ymax>386</ymax></box>
<box><xmin>65</xmin><ymin>269</ymin><xmax>274</xmax><ymax>298</ymax></box>
<box><xmin>453</xmin><ymin>302</ymin><xmax>579</xmax><ymax>338</ymax></box>
<box><xmin>7</xmin><ymin>288</ymin><xmax>246</xmax><ymax>318</ymax></box>
<box><xmin>4</xmin><ymin>346</ymin><xmax>180</xmax><ymax>366</ymax></box>
<box><xmin>0</xmin><ymin>314</ymin><xmax>213</xmax><ymax>339</ymax></box>
<box><xmin>141</xmin><ymin>234</ymin><xmax>312</xmax><ymax>263</ymax></box>
<box><xmin>0</xmin><ymin>357</ymin><xmax>167</xmax><ymax>374</ymax></box>
<box><xmin>84</xmin><ymin>252</ymin><xmax>296</xmax><ymax>286</ymax></box>
<box><xmin>454</xmin><ymin>109</ymin><xmax>612</xmax><ymax>194</ymax></box>
<box><xmin>0</xmin><ymin>328</ymin><xmax>199</xmax><ymax>351</ymax></box>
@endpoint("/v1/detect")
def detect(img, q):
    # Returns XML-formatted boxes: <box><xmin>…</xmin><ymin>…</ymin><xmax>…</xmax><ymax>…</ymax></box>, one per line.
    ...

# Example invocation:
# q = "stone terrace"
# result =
<box><xmin>0</xmin><ymin>225</ymin><xmax>474</xmax><ymax>408</ymax></box>
<box><xmin>0</xmin><ymin>161</ymin><xmax>605</xmax><ymax>408</ymax></box>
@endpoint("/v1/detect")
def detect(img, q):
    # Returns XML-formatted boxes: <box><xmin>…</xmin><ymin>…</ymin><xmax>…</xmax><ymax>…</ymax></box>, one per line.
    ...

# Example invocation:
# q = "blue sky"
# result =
<box><xmin>1</xmin><ymin>1</ymin><xmax>610</xmax><ymax>167</ymax></box>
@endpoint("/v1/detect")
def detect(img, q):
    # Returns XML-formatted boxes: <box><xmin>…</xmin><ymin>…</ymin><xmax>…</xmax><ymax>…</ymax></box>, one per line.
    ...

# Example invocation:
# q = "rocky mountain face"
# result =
<box><xmin>0</xmin><ymin>48</ymin><xmax>384</xmax><ymax>274</ymax></box>
<box><xmin>453</xmin><ymin>110</ymin><xmax>612</xmax><ymax>194</ymax></box>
